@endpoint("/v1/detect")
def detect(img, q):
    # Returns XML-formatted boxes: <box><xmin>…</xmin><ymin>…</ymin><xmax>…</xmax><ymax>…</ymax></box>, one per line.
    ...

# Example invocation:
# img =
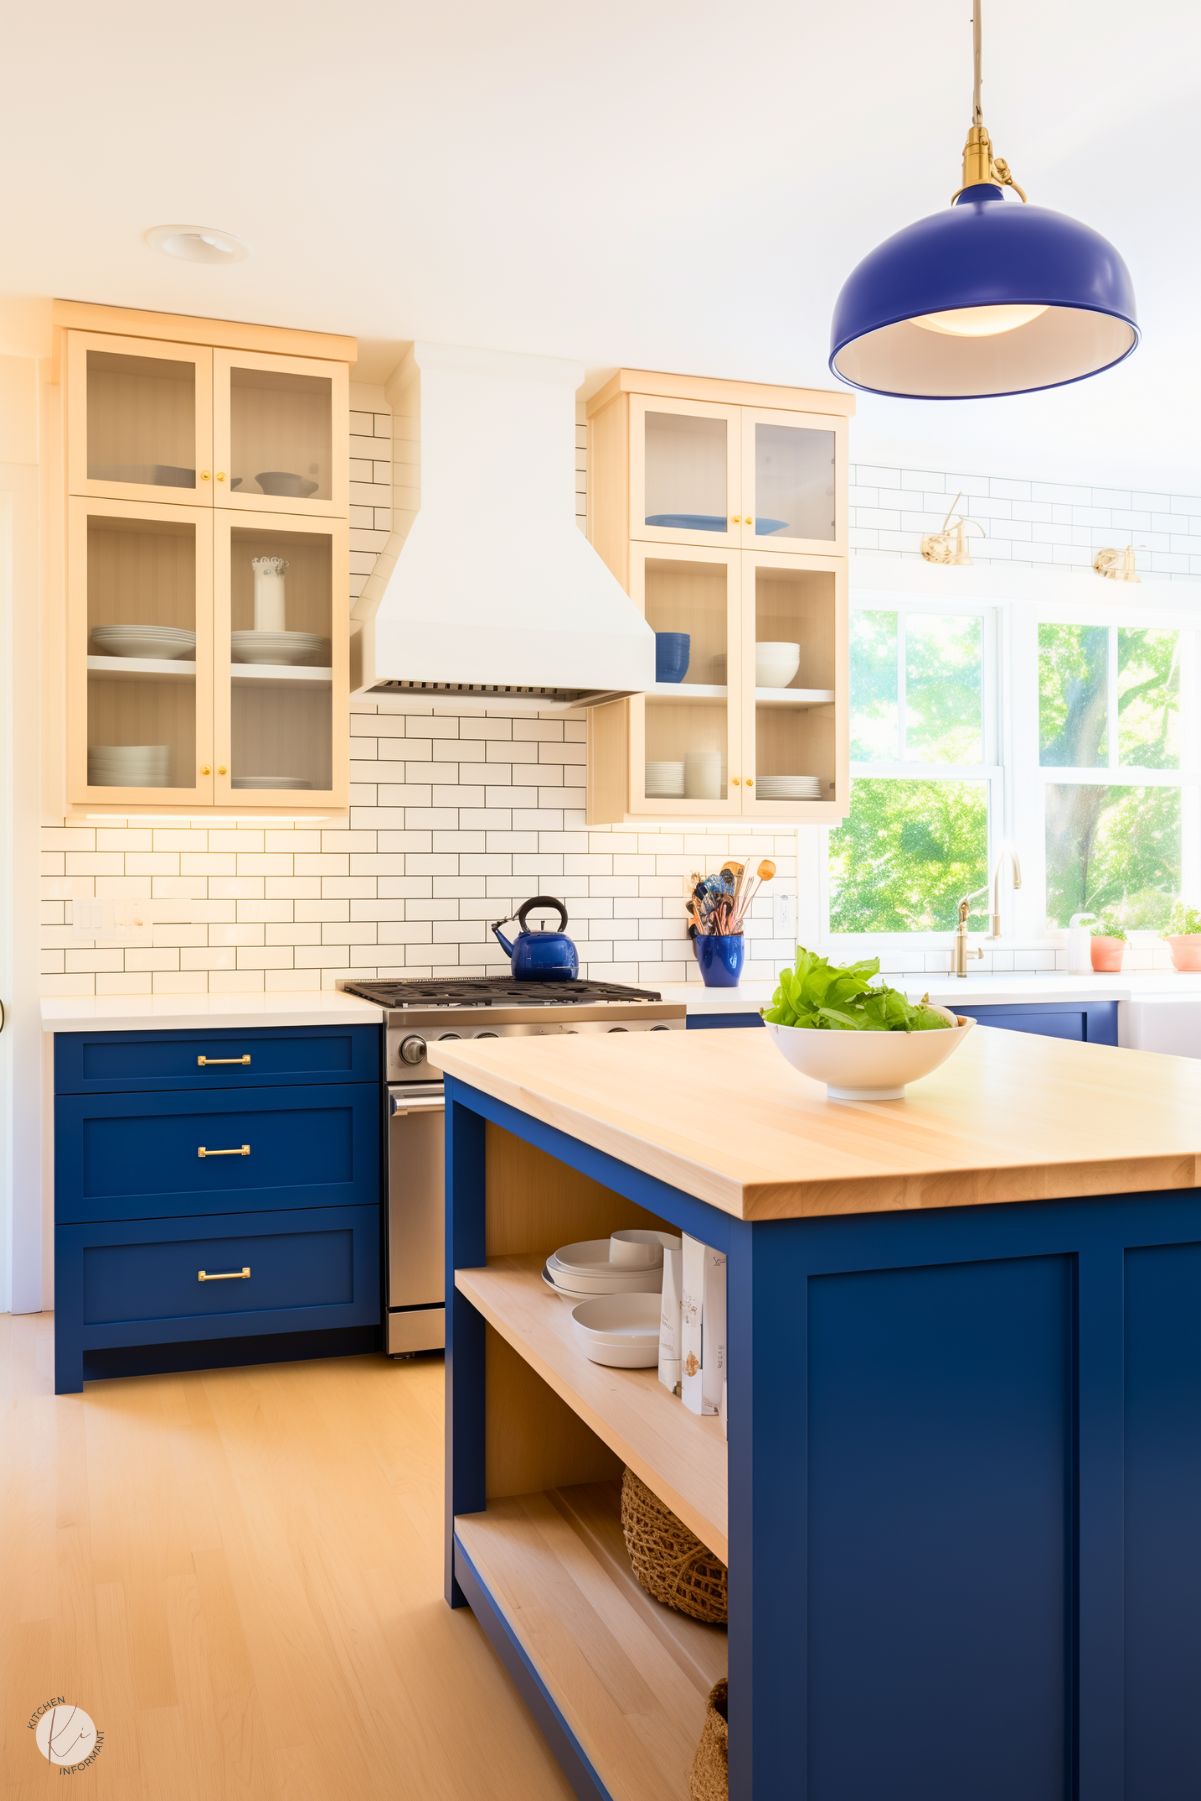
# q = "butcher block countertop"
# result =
<box><xmin>429</xmin><ymin>1025</ymin><xmax>1201</xmax><ymax>1221</ymax></box>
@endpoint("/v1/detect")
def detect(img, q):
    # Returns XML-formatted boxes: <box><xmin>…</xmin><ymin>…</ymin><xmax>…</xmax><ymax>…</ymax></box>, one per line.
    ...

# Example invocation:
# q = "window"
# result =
<box><xmin>828</xmin><ymin>605</ymin><xmax>998</xmax><ymax>933</ymax></box>
<box><xmin>822</xmin><ymin>581</ymin><xmax>1201</xmax><ymax>944</ymax></box>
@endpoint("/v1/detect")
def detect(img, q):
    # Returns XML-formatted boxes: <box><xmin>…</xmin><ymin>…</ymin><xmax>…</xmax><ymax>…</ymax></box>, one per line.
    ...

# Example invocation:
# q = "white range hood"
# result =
<box><xmin>352</xmin><ymin>343</ymin><xmax>655</xmax><ymax>712</ymax></box>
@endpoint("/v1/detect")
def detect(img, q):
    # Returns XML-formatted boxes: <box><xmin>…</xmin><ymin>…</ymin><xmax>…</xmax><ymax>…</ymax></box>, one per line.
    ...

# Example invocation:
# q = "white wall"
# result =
<box><xmin>37</xmin><ymin>385</ymin><xmax>1201</xmax><ymax>997</ymax></box>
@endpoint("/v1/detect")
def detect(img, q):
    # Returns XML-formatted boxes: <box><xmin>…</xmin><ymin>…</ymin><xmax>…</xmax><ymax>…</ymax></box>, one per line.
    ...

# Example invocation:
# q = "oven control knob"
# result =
<box><xmin>651</xmin><ymin>1024</ymin><xmax>671</xmax><ymax>1031</ymax></box>
<box><xmin>607</xmin><ymin>1025</ymin><xmax>629</xmax><ymax>1033</ymax></box>
<box><xmin>439</xmin><ymin>1032</ymin><xmax>462</xmax><ymax>1042</ymax></box>
<box><xmin>399</xmin><ymin>1034</ymin><xmax>426</xmax><ymax>1066</ymax></box>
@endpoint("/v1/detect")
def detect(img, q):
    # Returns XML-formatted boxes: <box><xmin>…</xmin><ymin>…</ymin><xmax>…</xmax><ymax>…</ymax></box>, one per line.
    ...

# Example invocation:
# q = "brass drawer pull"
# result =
<box><xmin>197</xmin><ymin>1054</ymin><xmax>251</xmax><ymax>1067</ymax></box>
<box><xmin>197</xmin><ymin>1266</ymin><xmax>250</xmax><ymax>1282</ymax></box>
<box><xmin>197</xmin><ymin>1144</ymin><xmax>251</xmax><ymax>1159</ymax></box>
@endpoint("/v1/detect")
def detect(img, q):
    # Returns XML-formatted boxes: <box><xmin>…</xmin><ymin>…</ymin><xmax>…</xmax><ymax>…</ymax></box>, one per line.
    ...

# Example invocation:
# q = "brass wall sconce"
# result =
<box><xmin>1093</xmin><ymin>545</ymin><xmax>1141</xmax><ymax>582</ymax></box>
<box><xmin>921</xmin><ymin>493</ymin><xmax>985</xmax><ymax>566</ymax></box>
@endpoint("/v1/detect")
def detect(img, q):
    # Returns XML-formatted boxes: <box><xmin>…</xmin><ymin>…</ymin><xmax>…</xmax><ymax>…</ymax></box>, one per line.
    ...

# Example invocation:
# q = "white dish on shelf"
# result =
<box><xmin>231</xmin><ymin>775</ymin><xmax>315</xmax><ymax>790</ymax></box>
<box><xmin>91</xmin><ymin>624</ymin><xmax>197</xmax><ymax>660</ymax></box>
<box><xmin>755</xmin><ymin>641</ymin><xmax>802</xmax><ymax>688</ymax></box>
<box><xmin>758</xmin><ymin>775</ymin><xmax>822</xmax><ymax>798</ymax></box>
<box><xmin>684</xmin><ymin>751</ymin><xmax>723</xmax><ymax>800</ymax></box>
<box><xmin>609</xmin><ymin>1228</ymin><xmax>672</xmax><ymax>1268</ymax></box>
<box><xmin>541</xmin><ymin>1263</ymin><xmax>600</xmax><ymax>1304</ymax></box>
<box><xmin>570</xmin><ymin>1292</ymin><xmax>662</xmax><ymax>1366</ymax></box>
<box><xmin>547</xmin><ymin>1260</ymin><xmax>662</xmax><ymax>1297</ymax></box>
<box><xmin>645</xmin><ymin>759</ymin><xmax>685</xmax><ymax>799</ymax></box>
<box><xmin>230</xmin><ymin>630</ymin><xmax>330</xmax><ymax>666</ymax></box>
<box><xmin>87</xmin><ymin>744</ymin><xmax>170</xmax><ymax>786</ymax></box>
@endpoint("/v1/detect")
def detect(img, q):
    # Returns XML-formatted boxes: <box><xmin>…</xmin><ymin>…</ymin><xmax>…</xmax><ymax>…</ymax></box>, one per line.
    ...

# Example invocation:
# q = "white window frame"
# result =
<box><xmin>803</xmin><ymin>560</ymin><xmax>1201</xmax><ymax>957</ymax></box>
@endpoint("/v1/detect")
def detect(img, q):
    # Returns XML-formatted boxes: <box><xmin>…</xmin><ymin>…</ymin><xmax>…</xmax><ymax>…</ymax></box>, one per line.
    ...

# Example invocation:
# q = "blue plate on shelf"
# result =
<box><xmin>645</xmin><ymin>513</ymin><xmax>789</xmax><ymax>535</ymax></box>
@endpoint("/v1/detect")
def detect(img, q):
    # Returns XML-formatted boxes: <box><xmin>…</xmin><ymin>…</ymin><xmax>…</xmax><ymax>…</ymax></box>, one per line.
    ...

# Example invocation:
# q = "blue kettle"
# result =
<box><xmin>491</xmin><ymin>895</ymin><xmax>579</xmax><ymax>981</ymax></box>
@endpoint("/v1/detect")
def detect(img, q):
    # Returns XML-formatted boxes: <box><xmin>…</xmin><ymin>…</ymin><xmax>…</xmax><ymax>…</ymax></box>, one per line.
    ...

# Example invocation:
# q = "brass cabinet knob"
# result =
<box><xmin>731</xmin><ymin>776</ymin><xmax>741</xmax><ymax>787</ymax></box>
<box><xmin>746</xmin><ymin>776</ymin><xmax>754</xmax><ymax>787</ymax></box>
<box><xmin>728</xmin><ymin>516</ymin><xmax>738</xmax><ymax>525</ymax></box>
<box><xmin>216</xmin><ymin>471</ymin><xmax>226</xmax><ymax>482</ymax></box>
<box><xmin>200</xmin><ymin>764</ymin><xmax>212</xmax><ymax>776</ymax></box>
<box><xmin>744</xmin><ymin>515</ymin><xmax>754</xmax><ymax>525</ymax></box>
<box><xmin>217</xmin><ymin>764</ymin><xmax>228</xmax><ymax>775</ymax></box>
<box><xmin>200</xmin><ymin>470</ymin><xmax>211</xmax><ymax>481</ymax></box>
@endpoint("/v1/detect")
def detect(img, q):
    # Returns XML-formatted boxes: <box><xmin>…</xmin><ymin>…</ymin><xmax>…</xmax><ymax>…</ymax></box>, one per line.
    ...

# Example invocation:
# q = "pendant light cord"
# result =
<box><xmin>972</xmin><ymin>2</ymin><xmax>983</xmax><ymax>126</ymax></box>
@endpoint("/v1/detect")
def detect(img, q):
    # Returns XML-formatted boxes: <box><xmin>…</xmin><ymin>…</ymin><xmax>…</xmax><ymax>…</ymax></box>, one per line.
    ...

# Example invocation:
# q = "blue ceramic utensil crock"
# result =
<box><xmin>695</xmin><ymin>934</ymin><xmax>744</xmax><ymax>988</ymax></box>
<box><xmin>654</xmin><ymin>631</ymin><xmax>691</xmax><ymax>683</ymax></box>
<box><xmin>491</xmin><ymin>896</ymin><xmax>579</xmax><ymax>981</ymax></box>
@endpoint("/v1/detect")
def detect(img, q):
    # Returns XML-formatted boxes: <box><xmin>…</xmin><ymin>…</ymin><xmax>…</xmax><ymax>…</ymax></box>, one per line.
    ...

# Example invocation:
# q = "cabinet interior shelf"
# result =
<box><xmin>87</xmin><ymin>655</ymin><xmax>332</xmax><ymax>688</ymax></box>
<box><xmin>455</xmin><ymin>1255</ymin><xmax>728</xmax><ymax>1561</ymax></box>
<box><xmin>455</xmin><ymin>1481</ymin><xmax>726</xmax><ymax>1801</ymax></box>
<box><xmin>649</xmin><ymin>681</ymin><xmax>834</xmax><ymax>707</ymax></box>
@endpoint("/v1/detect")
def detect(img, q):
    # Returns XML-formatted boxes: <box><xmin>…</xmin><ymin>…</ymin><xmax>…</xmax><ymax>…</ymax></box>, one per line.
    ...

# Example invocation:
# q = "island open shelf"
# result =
<box><xmin>455</xmin><ymin>1481</ymin><xmax>726</xmax><ymax>1801</ymax></box>
<box><xmin>456</xmin><ymin>1255</ymin><xmax>727</xmax><ymax>1560</ymax></box>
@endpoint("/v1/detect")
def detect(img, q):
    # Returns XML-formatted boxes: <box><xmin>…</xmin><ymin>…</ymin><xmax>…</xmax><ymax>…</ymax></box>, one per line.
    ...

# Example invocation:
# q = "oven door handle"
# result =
<box><xmin>389</xmin><ymin>1091</ymin><xmax>447</xmax><ymax>1118</ymax></box>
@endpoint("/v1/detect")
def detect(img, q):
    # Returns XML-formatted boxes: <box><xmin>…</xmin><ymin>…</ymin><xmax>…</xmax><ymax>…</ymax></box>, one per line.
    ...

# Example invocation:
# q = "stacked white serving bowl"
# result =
<box><xmin>754</xmin><ymin>640</ymin><xmax>801</xmax><ymax>688</ymax></box>
<box><xmin>541</xmin><ymin>1230</ymin><xmax>678</xmax><ymax>1303</ymax></box>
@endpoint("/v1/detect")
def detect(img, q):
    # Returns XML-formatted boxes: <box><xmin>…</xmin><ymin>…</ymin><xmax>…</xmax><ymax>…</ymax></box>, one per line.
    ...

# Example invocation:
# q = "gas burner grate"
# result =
<box><xmin>341</xmin><ymin>977</ymin><xmax>662</xmax><ymax>1008</ymax></box>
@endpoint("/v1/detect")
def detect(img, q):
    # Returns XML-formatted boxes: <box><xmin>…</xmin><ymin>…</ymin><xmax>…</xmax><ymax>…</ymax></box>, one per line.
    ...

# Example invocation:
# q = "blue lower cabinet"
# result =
<box><xmin>687</xmin><ymin>1011</ymin><xmax>764</xmax><ymax>1030</ymax></box>
<box><xmin>55</xmin><ymin>1204</ymin><xmax>380</xmax><ymax>1394</ymax></box>
<box><xmin>55</xmin><ymin>1083</ymin><xmax>378</xmax><ymax>1224</ymax></box>
<box><xmin>955</xmin><ymin>1000</ymin><xmax>1119</xmax><ymax>1045</ymax></box>
<box><xmin>53</xmin><ymin>1024</ymin><xmax>384</xmax><ymax>1392</ymax></box>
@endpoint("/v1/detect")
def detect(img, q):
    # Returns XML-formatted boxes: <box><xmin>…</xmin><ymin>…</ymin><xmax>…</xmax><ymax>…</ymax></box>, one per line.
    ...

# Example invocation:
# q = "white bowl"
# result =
<box><xmin>547</xmin><ymin>1260</ymin><xmax>662</xmax><ymax>1296</ymax></box>
<box><xmin>550</xmin><ymin>1237</ymin><xmax>623</xmax><ymax>1275</ymax></box>
<box><xmin>609</xmin><ymin>1228</ymin><xmax>675</xmax><ymax>1268</ymax></box>
<box><xmin>764</xmin><ymin>1009</ymin><xmax>973</xmax><ymax>1100</ymax></box>
<box><xmin>570</xmin><ymin>1292</ymin><xmax>662</xmax><ymax>1366</ymax></box>
<box><xmin>541</xmin><ymin>1264</ymin><xmax>602</xmax><ymax>1304</ymax></box>
<box><xmin>755</xmin><ymin>641</ymin><xmax>801</xmax><ymax>688</ymax></box>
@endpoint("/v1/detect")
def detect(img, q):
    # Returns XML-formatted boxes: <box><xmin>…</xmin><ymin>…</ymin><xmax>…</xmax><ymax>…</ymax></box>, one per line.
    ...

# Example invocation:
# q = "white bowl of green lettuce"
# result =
<box><xmin>762</xmin><ymin>950</ymin><xmax>973</xmax><ymax>1100</ymax></box>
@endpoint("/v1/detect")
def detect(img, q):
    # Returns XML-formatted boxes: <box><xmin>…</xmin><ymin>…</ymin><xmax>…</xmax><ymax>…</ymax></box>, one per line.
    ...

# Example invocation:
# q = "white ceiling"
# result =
<box><xmin>6</xmin><ymin>0</ymin><xmax>1198</xmax><ymax>489</ymax></box>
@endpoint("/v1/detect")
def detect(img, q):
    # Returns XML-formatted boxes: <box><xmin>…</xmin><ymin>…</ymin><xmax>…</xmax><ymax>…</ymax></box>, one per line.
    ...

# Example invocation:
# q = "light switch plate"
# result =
<box><xmin>773</xmin><ymin>890</ymin><xmax>797</xmax><ymax>939</ymax></box>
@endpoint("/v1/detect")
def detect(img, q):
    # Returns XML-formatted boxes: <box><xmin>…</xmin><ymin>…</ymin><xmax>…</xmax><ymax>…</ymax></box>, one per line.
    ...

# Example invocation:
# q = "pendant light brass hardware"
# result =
<box><xmin>197</xmin><ymin>1144</ymin><xmax>251</xmax><ymax>1158</ymax></box>
<box><xmin>921</xmin><ymin>494</ymin><xmax>986</xmax><ymax>566</ymax></box>
<box><xmin>1093</xmin><ymin>545</ymin><xmax>1142</xmax><ymax>583</ymax></box>
<box><xmin>197</xmin><ymin>1266</ymin><xmax>251</xmax><ymax>1281</ymax></box>
<box><xmin>950</xmin><ymin>12</ymin><xmax>1027</xmax><ymax>203</ymax></box>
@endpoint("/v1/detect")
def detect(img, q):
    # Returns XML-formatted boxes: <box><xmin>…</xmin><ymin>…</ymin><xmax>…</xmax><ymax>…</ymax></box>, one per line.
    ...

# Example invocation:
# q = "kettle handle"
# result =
<box><xmin>515</xmin><ymin>895</ymin><xmax>569</xmax><ymax>933</ymax></box>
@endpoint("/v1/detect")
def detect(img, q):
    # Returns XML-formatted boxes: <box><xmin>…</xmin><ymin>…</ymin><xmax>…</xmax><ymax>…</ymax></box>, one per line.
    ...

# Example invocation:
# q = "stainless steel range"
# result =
<box><xmin>338</xmin><ymin>976</ymin><xmax>685</xmax><ymax>1353</ymax></box>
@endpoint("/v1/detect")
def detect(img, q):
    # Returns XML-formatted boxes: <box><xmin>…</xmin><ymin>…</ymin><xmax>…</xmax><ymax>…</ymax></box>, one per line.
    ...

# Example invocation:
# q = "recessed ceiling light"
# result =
<box><xmin>145</xmin><ymin>224</ymin><xmax>247</xmax><ymax>265</ymax></box>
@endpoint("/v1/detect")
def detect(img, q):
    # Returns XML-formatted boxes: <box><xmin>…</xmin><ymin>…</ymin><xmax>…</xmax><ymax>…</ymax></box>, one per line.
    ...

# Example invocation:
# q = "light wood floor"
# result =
<box><xmin>0</xmin><ymin>1316</ymin><xmax>572</xmax><ymax>1800</ymax></box>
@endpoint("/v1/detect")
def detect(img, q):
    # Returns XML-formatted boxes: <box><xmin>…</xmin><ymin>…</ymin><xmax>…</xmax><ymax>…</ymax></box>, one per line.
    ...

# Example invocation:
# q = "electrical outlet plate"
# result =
<box><xmin>773</xmin><ymin>890</ymin><xmax>797</xmax><ymax>940</ymax></box>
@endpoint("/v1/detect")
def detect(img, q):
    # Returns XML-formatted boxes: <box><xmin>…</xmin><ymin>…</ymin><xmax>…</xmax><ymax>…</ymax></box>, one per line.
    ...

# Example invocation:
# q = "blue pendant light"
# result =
<box><xmin>829</xmin><ymin>4</ymin><xmax>1138</xmax><ymax>399</ymax></box>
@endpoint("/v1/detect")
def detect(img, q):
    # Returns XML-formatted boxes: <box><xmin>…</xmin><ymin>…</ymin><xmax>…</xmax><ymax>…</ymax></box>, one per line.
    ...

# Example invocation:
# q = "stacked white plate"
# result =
<box><xmin>758</xmin><ymin>774</ymin><xmax>823</xmax><ymax>800</ymax></box>
<box><xmin>90</xmin><ymin>624</ymin><xmax>196</xmax><ymax>660</ymax></box>
<box><xmin>541</xmin><ymin>1232</ymin><xmax>676</xmax><ymax>1305</ymax></box>
<box><xmin>646</xmin><ymin>760</ymin><xmax>685</xmax><ymax>798</ymax></box>
<box><xmin>230</xmin><ymin>630</ymin><xmax>330</xmax><ymax>666</ymax></box>
<box><xmin>88</xmin><ymin>744</ymin><xmax>169</xmax><ymax>786</ymax></box>
<box><xmin>570</xmin><ymin>1293</ymin><xmax>663</xmax><ymax>1368</ymax></box>
<box><xmin>232</xmin><ymin>775</ymin><xmax>314</xmax><ymax>790</ymax></box>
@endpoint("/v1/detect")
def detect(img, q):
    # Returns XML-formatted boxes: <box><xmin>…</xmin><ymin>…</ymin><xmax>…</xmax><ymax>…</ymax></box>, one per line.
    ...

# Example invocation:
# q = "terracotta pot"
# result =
<box><xmin>1090</xmin><ymin>936</ymin><xmax>1125</xmax><ymax>973</ymax></box>
<box><xmin>1166</xmin><ymin>934</ymin><xmax>1201</xmax><ymax>972</ymax></box>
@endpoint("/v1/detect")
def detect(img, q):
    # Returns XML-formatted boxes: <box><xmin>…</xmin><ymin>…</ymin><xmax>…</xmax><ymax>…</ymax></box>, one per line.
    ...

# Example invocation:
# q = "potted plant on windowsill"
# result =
<box><xmin>1090</xmin><ymin>915</ymin><xmax>1127</xmax><ymax>973</ymax></box>
<box><xmin>1164</xmin><ymin>902</ymin><xmax>1201</xmax><ymax>972</ymax></box>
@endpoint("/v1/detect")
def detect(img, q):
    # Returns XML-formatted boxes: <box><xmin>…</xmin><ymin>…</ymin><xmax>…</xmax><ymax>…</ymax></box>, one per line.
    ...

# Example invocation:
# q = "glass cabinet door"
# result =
<box><xmin>629</xmin><ymin>545</ymin><xmax>742</xmax><ymax>816</ymax></box>
<box><xmin>66</xmin><ymin>333</ymin><xmax>213</xmax><ymax>506</ymax></box>
<box><xmin>68</xmin><ymin>499</ymin><xmax>214</xmax><ymax>805</ymax></box>
<box><xmin>740</xmin><ymin>408</ymin><xmax>847</xmax><ymax>553</ymax></box>
<box><xmin>213</xmin><ymin>350</ymin><xmax>348</xmax><ymax>516</ymax></box>
<box><xmin>741</xmin><ymin>551</ymin><xmax>847</xmax><ymax>817</ymax></box>
<box><xmin>213</xmin><ymin>514</ymin><xmax>347</xmax><ymax>807</ymax></box>
<box><xmin>629</xmin><ymin>398</ymin><xmax>742</xmax><ymax>548</ymax></box>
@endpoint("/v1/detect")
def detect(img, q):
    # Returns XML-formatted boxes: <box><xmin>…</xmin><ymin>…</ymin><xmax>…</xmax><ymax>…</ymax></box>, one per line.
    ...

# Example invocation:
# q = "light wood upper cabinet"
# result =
<box><xmin>586</xmin><ymin>369</ymin><xmax>854</xmax><ymax>826</ymax></box>
<box><xmin>59</xmin><ymin>303</ymin><xmax>356</xmax><ymax>813</ymax></box>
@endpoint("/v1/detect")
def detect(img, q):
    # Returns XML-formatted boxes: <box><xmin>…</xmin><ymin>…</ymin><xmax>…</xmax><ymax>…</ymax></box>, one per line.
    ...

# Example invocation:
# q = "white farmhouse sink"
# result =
<box><xmin>1119</xmin><ymin>996</ymin><xmax>1201</xmax><ymax>1057</ymax></box>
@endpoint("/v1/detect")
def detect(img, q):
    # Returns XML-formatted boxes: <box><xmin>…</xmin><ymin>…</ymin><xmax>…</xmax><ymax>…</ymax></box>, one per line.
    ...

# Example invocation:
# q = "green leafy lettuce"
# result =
<box><xmin>762</xmin><ymin>949</ymin><xmax>953</xmax><ymax>1033</ymax></box>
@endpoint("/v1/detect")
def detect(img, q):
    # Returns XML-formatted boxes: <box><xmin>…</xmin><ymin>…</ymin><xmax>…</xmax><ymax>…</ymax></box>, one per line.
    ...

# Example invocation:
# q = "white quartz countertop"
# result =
<box><xmin>656</xmin><ymin>970</ymin><xmax>1201</xmax><ymax>1015</ymax></box>
<box><xmin>40</xmin><ymin>990</ymin><xmax>383</xmax><ymax>1033</ymax></box>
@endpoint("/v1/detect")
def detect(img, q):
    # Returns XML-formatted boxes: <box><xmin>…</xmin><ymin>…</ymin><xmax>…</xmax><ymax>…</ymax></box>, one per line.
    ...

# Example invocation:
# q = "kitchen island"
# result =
<box><xmin>431</xmin><ymin>1026</ymin><xmax>1201</xmax><ymax>1801</ymax></box>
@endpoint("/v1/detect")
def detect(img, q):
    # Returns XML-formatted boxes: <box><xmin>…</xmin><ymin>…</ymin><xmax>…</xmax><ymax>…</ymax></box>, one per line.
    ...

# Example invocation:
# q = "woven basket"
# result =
<box><xmin>689</xmin><ymin>1678</ymin><xmax>729</xmax><ymax>1801</ymax></box>
<box><xmin>620</xmin><ymin>1467</ymin><xmax>728</xmax><ymax>1625</ymax></box>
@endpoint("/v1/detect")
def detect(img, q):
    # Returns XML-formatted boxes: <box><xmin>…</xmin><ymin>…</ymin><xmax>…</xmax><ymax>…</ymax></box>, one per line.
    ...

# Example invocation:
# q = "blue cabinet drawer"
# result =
<box><xmin>956</xmin><ymin>1002</ymin><xmax>1118</xmax><ymax>1045</ymax></box>
<box><xmin>54</xmin><ymin>1024</ymin><xmax>380</xmax><ymax>1094</ymax></box>
<box><xmin>56</xmin><ymin>1204</ymin><xmax>380</xmax><ymax>1354</ymax></box>
<box><xmin>55</xmin><ymin>1083</ymin><xmax>380</xmax><ymax>1224</ymax></box>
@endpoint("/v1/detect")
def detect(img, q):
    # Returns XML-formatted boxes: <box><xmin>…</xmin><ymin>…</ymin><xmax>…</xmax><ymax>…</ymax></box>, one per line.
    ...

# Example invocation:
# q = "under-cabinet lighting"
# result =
<box><xmin>82</xmin><ymin>815</ymin><xmax>334</xmax><ymax>825</ymax></box>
